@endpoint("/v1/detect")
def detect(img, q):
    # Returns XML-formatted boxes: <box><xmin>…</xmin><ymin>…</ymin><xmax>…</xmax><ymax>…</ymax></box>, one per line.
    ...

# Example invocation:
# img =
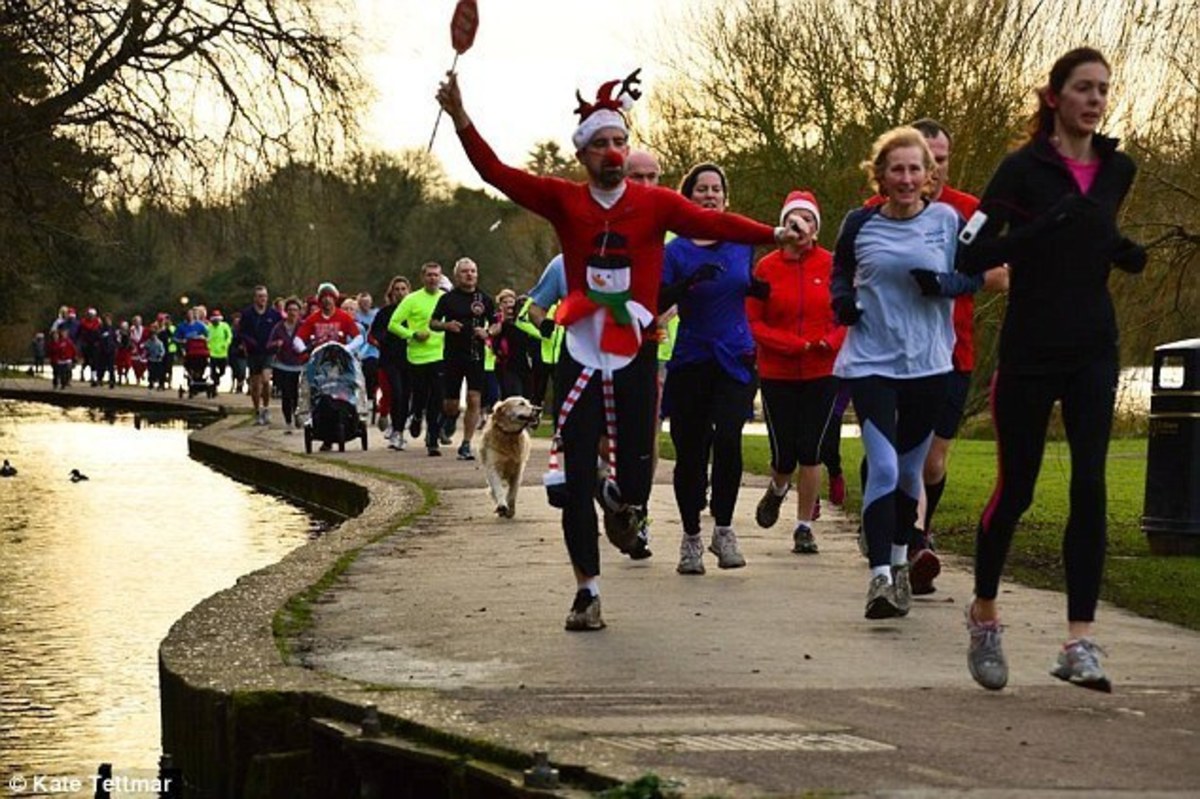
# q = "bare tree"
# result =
<box><xmin>3</xmin><ymin>0</ymin><xmax>362</xmax><ymax>196</ymax></box>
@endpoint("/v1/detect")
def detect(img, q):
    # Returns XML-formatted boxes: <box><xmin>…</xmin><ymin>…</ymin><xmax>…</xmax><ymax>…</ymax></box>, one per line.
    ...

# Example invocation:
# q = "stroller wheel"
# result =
<box><xmin>361</xmin><ymin>427</ymin><xmax>368</xmax><ymax>451</ymax></box>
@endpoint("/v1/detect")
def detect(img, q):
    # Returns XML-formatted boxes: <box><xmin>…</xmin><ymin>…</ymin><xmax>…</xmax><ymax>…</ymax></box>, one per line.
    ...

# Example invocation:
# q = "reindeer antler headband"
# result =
<box><xmin>571</xmin><ymin>68</ymin><xmax>642</xmax><ymax>151</ymax></box>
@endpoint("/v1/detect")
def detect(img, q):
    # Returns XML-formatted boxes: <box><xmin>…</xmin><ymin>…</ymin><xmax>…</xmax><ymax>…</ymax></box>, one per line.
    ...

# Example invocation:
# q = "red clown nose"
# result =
<box><xmin>602</xmin><ymin>150</ymin><xmax>625</xmax><ymax>169</ymax></box>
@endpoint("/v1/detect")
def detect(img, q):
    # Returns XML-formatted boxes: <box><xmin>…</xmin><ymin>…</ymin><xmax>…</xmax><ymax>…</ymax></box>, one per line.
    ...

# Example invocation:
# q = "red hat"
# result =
<box><xmin>572</xmin><ymin>68</ymin><xmax>641</xmax><ymax>150</ymax></box>
<box><xmin>779</xmin><ymin>190</ymin><xmax>821</xmax><ymax>232</ymax></box>
<box><xmin>211</xmin><ymin>309</ymin><xmax>222</xmax><ymax>319</ymax></box>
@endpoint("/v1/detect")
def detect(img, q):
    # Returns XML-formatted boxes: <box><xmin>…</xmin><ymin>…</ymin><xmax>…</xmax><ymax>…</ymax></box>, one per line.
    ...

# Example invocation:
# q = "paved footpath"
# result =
<box><xmin>5</xmin><ymin>378</ymin><xmax>1199</xmax><ymax>797</ymax></box>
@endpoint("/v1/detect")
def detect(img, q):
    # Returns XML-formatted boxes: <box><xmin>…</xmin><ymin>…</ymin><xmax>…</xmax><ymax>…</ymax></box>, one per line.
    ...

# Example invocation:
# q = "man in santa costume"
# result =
<box><xmin>437</xmin><ymin>68</ymin><xmax>799</xmax><ymax>631</ymax></box>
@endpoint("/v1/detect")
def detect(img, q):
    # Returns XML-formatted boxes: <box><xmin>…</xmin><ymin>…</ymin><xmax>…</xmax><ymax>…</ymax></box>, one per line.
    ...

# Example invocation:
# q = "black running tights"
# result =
<box><xmin>975</xmin><ymin>356</ymin><xmax>1117</xmax><ymax>622</ymax></box>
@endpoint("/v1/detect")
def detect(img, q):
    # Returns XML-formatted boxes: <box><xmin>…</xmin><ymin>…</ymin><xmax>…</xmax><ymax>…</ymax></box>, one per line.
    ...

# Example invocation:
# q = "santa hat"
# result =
<box><xmin>210</xmin><ymin>309</ymin><xmax>223</xmax><ymax>319</ymax></box>
<box><xmin>317</xmin><ymin>282</ymin><xmax>339</xmax><ymax>300</ymax></box>
<box><xmin>571</xmin><ymin>69</ymin><xmax>642</xmax><ymax>151</ymax></box>
<box><xmin>68</xmin><ymin>307</ymin><xmax>77</xmax><ymax>316</ymax></box>
<box><xmin>779</xmin><ymin>190</ymin><xmax>821</xmax><ymax>232</ymax></box>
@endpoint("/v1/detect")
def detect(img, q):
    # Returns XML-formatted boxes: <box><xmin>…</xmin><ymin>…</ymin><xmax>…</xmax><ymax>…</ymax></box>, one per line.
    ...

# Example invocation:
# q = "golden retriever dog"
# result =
<box><xmin>480</xmin><ymin>396</ymin><xmax>541</xmax><ymax>518</ymax></box>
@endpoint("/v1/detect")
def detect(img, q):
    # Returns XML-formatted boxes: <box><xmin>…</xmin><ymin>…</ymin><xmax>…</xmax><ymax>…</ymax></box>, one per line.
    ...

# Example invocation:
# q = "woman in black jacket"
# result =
<box><xmin>957</xmin><ymin>47</ymin><xmax>1145</xmax><ymax>693</ymax></box>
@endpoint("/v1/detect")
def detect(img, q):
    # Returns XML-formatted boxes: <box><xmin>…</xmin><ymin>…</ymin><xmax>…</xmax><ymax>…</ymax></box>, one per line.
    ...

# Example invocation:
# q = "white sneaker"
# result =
<box><xmin>676</xmin><ymin>534</ymin><xmax>706</xmax><ymax>575</ymax></box>
<box><xmin>388</xmin><ymin>431</ymin><xmax>406</xmax><ymax>451</ymax></box>
<box><xmin>708</xmin><ymin>527</ymin><xmax>746</xmax><ymax>569</ymax></box>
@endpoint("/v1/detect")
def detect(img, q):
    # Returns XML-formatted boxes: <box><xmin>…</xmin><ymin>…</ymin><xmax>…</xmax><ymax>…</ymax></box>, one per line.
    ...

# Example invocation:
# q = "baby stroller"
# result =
<box><xmin>178</xmin><ymin>336</ymin><xmax>216</xmax><ymax>399</ymax></box>
<box><xmin>300</xmin><ymin>342</ymin><xmax>369</xmax><ymax>453</ymax></box>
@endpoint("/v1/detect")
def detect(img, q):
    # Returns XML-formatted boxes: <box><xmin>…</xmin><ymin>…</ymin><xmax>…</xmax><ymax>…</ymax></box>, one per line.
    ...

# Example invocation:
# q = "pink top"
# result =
<box><xmin>1062</xmin><ymin>154</ymin><xmax>1100</xmax><ymax>194</ymax></box>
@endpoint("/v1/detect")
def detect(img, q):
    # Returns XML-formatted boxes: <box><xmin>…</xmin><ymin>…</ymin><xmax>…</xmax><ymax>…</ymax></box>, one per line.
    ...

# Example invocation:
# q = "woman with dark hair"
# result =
<box><xmin>958</xmin><ymin>48</ymin><xmax>1144</xmax><ymax>693</ymax></box>
<box><xmin>266</xmin><ymin>297</ymin><xmax>306</xmax><ymax>429</ymax></box>
<box><xmin>660</xmin><ymin>163</ymin><xmax>767</xmax><ymax>575</ymax></box>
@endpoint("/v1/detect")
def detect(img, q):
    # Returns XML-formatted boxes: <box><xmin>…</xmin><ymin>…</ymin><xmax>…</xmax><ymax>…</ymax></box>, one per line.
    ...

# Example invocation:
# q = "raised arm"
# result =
<box><xmin>437</xmin><ymin>71</ymin><xmax>565</xmax><ymax>221</ymax></box>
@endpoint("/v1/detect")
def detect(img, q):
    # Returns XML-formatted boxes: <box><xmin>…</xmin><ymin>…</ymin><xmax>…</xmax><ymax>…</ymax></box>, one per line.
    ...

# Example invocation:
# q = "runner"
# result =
<box><xmin>389</xmin><ymin>262</ymin><xmax>446</xmax><ymax>456</ymax></box>
<box><xmin>370</xmin><ymin>276</ymin><xmax>411</xmax><ymax>450</ymax></box>
<box><xmin>266</xmin><ymin>298</ymin><xmax>305</xmax><ymax>430</ymax></box>
<box><xmin>238</xmin><ymin>286</ymin><xmax>283</xmax><ymax>425</ymax></box>
<box><xmin>294</xmin><ymin>282</ymin><xmax>363</xmax><ymax>351</ymax></box>
<box><xmin>661</xmin><ymin>163</ymin><xmax>763</xmax><ymax>575</ymax></box>
<box><xmin>865</xmin><ymin>118</ymin><xmax>1010</xmax><ymax>595</ymax></box>
<box><xmin>831</xmin><ymin>126</ymin><xmax>957</xmax><ymax>620</ymax></box>
<box><xmin>207</xmin><ymin>309</ymin><xmax>233</xmax><ymax>391</ymax></box>
<box><xmin>435</xmin><ymin>68</ymin><xmax>798</xmax><ymax>631</ymax></box>
<box><xmin>749</xmin><ymin>190</ymin><xmax>844</xmax><ymax>556</ymax></box>
<box><xmin>430</xmin><ymin>257</ymin><xmax>496</xmax><ymax>460</ymax></box>
<box><xmin>958</xmin><ymin>48</ymin><xmax>1144</xmax><ymax>692</ymax></box>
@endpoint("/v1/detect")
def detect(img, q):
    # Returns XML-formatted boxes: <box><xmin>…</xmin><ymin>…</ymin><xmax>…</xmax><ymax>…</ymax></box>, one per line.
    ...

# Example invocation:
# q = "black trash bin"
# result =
<box><xmin>1142</xmin><ymin>338</ymin><xmax>1200</xmax><ymax>555</ymax></box>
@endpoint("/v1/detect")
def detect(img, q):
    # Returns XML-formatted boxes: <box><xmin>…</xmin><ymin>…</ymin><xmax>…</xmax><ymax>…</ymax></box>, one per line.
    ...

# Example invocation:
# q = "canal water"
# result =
<box><xmin>0</xmin><ymin>400</ymin><xmax>322</xmax><ymax>794</ymax></box>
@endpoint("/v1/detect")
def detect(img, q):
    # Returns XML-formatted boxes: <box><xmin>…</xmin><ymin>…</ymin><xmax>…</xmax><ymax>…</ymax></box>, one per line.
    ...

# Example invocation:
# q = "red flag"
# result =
<box><xmin>450</xmin><ymin>0</ymin><xmax>479</xmax><ymax>55</ymax></box>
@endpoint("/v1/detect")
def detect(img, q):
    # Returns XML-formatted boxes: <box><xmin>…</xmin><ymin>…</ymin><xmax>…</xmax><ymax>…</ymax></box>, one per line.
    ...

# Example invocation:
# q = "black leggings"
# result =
<box><xmin>275</xmin><ymin>369</ymin><xmax>300</xmax><ymax>425</ymax></box>
<box><xmin>408</xmin><ymin>361</ymin><xmax>444</xmax><ymax>445</ymax></box>
<box><xmin>557</xmin><ymin>342</ymin><xmax>657</xmax><ymax>577</ymax></box>
<box><xmin>761</xmin><ymin>377</ymin><xmax>839</xmax><ymax>475</ymax></box>
<box><xmin>380</xmin><ymin>359</ymin><xmax>410</xmax><ymax>432</ymax></box>
<box><xmin>975</xmin><ymin>356</ymin><xmax>1117</xmax><ymax>622</ymax></box>
<box><xmin>848</xmin><ymin>374</ymin><xmax>947</xmax><ymax>568</ymax></box>
<box><xmin>665</xmin><ymin>360</ymin><xmax>756</xmax><ymax>534</ymax></box>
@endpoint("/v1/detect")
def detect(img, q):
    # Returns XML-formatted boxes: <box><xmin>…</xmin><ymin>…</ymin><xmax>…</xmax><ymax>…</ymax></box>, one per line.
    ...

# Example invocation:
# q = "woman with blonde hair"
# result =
<box><xmin>830</xmin><ymin>126</ymin><xmax>958</xmax><ymax>619</ymax></box>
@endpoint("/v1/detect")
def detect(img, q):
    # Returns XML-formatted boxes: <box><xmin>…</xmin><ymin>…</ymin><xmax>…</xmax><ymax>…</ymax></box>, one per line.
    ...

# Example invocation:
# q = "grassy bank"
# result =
<box><xmin>664</xmin><ymin>433</ymin><xmax>1200</xmax><ymax>631</ymax></box>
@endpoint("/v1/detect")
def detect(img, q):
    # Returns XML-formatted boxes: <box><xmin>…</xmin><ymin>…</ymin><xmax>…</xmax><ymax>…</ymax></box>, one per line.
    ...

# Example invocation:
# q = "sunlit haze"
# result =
<box><xmin>357</xmin><ymin>0</ymin><xmax>692</xmax><ymax>189</ymax></box>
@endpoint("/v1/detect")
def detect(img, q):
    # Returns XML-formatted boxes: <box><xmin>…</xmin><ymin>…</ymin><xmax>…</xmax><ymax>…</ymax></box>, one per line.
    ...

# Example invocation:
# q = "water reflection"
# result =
<box><xmin>0</xmin><ymin>400</ymin><xmax>320</xmax><ymax>792</ymax></box>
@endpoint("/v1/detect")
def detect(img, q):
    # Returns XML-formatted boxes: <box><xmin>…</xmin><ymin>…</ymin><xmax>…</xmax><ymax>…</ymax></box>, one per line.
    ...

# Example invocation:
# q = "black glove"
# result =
<box><xmin>909</xmin><ymin>268</ymin><xmax>943</xmax><ymax>297</ymax></box>
<box><xmin>1112</xmin><ymin>236</ymin><xmax>1147</xmax><ymax>274</ymax></box>
<box><xmin>832</xmin><ymin>295</ymin><xmax>862</xmax><ymax>326</ymax></box>
<box><xmin>1042</xmin><ymin>193</ymin><xmax>1099</xmax><ymax>230</ymax></box>
<box><xmin>537</xmin><ymin>317</ymin><xmax>556</xmax><ymax>338</ymax></box>
<box><xmin>688</xmin><ymin>262</ymin><xmax>723</xmax><ymax>286</ymax></box>
<box><xmin>746</xmin><ymin>276</ymin><xmax>770</xmax><ymax>300</ymax></box>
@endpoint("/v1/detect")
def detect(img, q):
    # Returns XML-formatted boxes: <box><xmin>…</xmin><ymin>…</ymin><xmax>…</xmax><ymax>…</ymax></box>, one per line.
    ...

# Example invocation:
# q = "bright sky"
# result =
<box><xmin>355</xmin><ymin>0</ymin><xmax>692</xmax><ymax>188</ymax></box>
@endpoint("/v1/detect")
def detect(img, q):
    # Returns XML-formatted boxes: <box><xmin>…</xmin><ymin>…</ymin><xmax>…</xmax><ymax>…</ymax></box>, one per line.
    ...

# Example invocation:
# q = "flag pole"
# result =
<box><xmin>427</xmin><ymin>52</ymin><xmax>460</xmax><ymax>152</ymax></box>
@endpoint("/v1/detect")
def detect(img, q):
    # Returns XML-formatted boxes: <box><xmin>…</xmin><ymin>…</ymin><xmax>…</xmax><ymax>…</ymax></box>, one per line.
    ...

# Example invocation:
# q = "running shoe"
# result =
<box><xmin>408</xmin><ymin>415</ymin><xmax>422</xmax><ymax>439</ymax></box>
<box><xmin>909</xmin><ymin>548</ymin><xmax>941</xmax><ymax>596</ymax></box>
<box><xmin>676</xmin><ymin>534</ymin><xmax>706</xmax><ymax>575</ymax></box>
<box><xmin>864</xmin><ymin>574</ymin><xmax>901</xmax><ymax>619</ymax></box>
<box><xmin>966</xmin><ymin>610</ymin><xmax>1008</xmax><ymax>690</ymax></box>
<box><xmin>427</xmin><ymin>445</ymin><xmax>441</xmax><ymax>457</ymax></box>
<box><xmin>601</xmin><ymin>504</ymin><xmax>643</xmax><ymax>553</ymax></box>
<box><xmin>709</xmin><ymin>528</ymin><xmax>746</xmax><ymax>569</ymax></box>
<box><xmin>377</xmin><ymin>415</ymin><xmax>390</xmax><ymax>433</ymax></box>
<box><xmin>792</xmin><ymin>523</ymin><xmax>819</xmax><ymax>554</ymax></box>
<box><xmin>829</xmin><ymin>473</ymin><xmax>846</xmax><ymax>506</ymax></box>
<box><xmin>564</xmin><ymin>589</ymin><xmax>605</xmax><ymax>631</ymax></box>
<box><xmin>755</xmin><ymin>483</ymin><xmax>788</xmax><ymax>528</ymax></box>
<box><xmin>439</xmin><ymin>417</ymin><xmax>456</xmax><ymax>446</ymax></box>
<box><xmin>456</xmin><ymin>442</ymin><xmax>475</xmax><ymax>461</ymax></box>
<box><xmin>624</xmin><ymin>517</ymin><xmax>653</xmax><ymax>560</ymax></box>
<box><xmin>388</xmin><ymin>431</ymin><xmax>407</xmax><ymax>451</ymax></box>
<box><xmin>1051</xmin><ymin>638</ymin><xmax>1112</xmax><ymax>693</ymax></box>
<box><xmin>891</xmin><ymin>562</ymin><xmax>912</xmax><ymax>616</ymax></box>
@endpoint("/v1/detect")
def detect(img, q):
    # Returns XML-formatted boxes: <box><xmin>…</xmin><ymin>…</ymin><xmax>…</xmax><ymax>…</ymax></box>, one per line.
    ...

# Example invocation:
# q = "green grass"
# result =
<box><xmin>546</xmin><ymin>423</ymin><xmax>1198</xmax><ymax>629</ymax></box>
<box><xmin>715</xmin><ymin>432</ymin><xmax>1200</xmax><ymax>631</ymax></box>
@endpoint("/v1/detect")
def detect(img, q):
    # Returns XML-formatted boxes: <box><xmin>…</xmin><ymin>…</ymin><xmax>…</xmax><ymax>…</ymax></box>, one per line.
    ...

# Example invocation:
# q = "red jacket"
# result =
<box><xmin>48</xmin><ymin>337</ymin><xmax>77</xmax><ymax>364</ymax></box>
<box><xmin>747</xmin><ymin>246</ymin><xmax>845</xmax><ymax>381</ymax></box>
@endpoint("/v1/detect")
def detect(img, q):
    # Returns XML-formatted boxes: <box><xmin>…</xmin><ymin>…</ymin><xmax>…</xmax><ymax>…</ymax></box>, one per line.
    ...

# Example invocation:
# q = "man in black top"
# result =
<box><xmin>430</xmin><ymin>257</ymin><xmax>499</xmax><ymax>460</ymax></box>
